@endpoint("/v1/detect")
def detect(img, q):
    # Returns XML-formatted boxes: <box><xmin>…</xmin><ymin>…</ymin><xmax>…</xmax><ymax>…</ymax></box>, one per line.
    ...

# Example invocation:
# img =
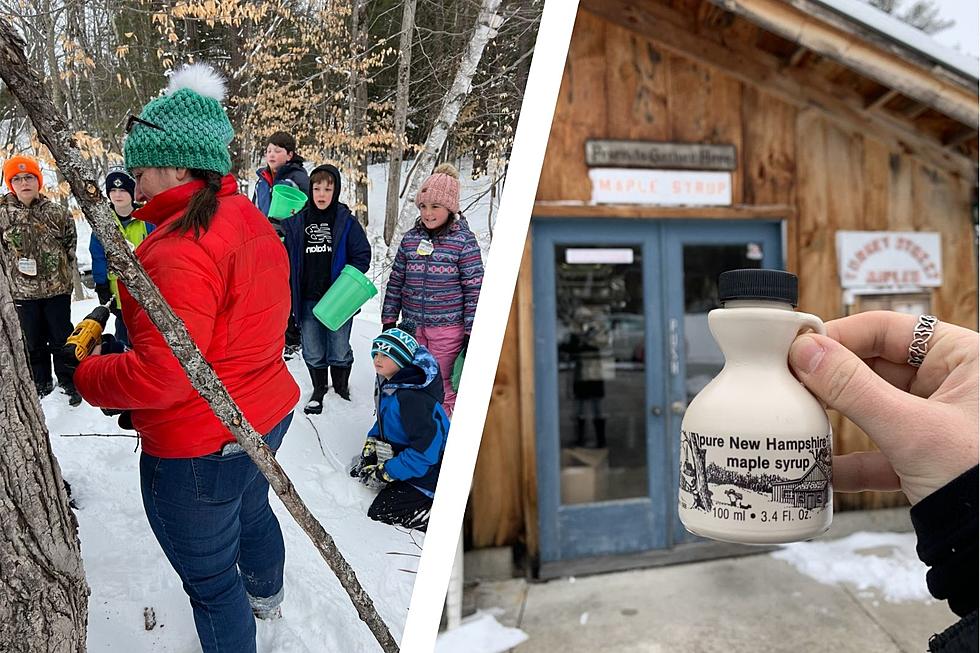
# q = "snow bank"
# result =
<box><xmin>771</xmin><ymin>531</ymin><xmax>933</xmax><ymax>603</ymax></box>
<box><xmin>48</xmin><ymin>298</ymin><xmax>421</xmax><ymax>651</ymax></box>
<box><xmin>434</xmin><ymin>611</ymin><xmax>529</xmax><ymax>653</ymax></box>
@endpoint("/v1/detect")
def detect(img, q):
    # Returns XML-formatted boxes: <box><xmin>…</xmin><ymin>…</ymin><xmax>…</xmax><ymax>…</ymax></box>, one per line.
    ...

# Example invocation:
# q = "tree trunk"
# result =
<box><xmin>350</xmin><ymin>0</ymin><xmax>371</xmax><ymax>227</ymax></box>
<box><xmin>0</xmin><ymin>23</ymin><xmax>398</xmax><ymax>653</ymax></box>
<box><xmin>384</xmin><ymin>0</ymin><xmax>503</xmax><ymax>266</ymax></box>
<box><xmin>383</xmin><ymin>0</ymin><xmax>417</xmax><ymax>245</ymax></box>
<box><xmin>0</xmin><ymin>253</ymin><xmax>89</xmax><ymax>651</ymax></box>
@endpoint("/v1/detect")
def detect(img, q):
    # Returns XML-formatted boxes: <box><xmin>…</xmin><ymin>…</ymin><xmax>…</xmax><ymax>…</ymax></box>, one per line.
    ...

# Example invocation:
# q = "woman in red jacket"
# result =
<box><xmin>74</xmin><ymin>64</ymin><xmax>299</xmax><ymax>653</ymax></box>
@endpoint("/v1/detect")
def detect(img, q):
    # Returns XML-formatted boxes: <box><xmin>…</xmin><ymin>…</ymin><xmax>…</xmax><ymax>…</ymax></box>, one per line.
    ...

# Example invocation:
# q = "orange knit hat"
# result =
<box><xmin>3</xmin><ymin>155</ymin><xmax>43</xmax><ymax>192</ymax></box>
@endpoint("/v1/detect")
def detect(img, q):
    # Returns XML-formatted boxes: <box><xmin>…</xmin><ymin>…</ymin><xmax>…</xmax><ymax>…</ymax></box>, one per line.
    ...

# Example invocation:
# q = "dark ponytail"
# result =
<box><xmin>169</xmin><ymin>169</ymin><xmax>222</xmax><ymax>238</ymax></box>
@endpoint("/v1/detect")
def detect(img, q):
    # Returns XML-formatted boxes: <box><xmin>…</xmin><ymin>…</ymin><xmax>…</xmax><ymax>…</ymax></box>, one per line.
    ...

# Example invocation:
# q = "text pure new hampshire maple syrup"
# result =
<box><xmin>678</xmin><ymin>269</ymin><xmax>833</xmax><ymax>544</ymax></box>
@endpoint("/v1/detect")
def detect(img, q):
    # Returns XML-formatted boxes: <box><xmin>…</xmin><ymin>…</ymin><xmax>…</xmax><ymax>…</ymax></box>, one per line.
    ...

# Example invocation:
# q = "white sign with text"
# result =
<box><xmin>588</xmin><ymin>168</ymin><xmax>732</xmax><ymax>206</ymax></box>
<box><xmin>836</xmin><ymin>231</ymin><xmax>942</xmax><ymax>289</ymax></box>
<box><xmin>566</xmin><ymin>248</ymin><xmax>635</xmax><ymax>264</ymax></box>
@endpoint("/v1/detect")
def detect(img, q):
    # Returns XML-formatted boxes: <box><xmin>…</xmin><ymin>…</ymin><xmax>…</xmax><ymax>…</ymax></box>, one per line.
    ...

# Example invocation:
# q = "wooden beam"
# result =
<box><xmin>534</xmin><ymin>202</ymin><xmax>794</xmax><ymax>220</ymax></box>
<box><xmin>711</xmin><ymin>0</ymin><xmax>978</xmax><ymax>128</ymax></box>
<box><xmin>786</xmin><ymin>45</ymin><xmax>807</xmax><ymax>67</ymax></box>
<box><xmin>864</xmin><ymin>87</ymin><xmax>899</xmax><ymax>111</ymax></box>
<box><xmin>516</xmin><ymin>235</ymin><xmax>538</xmax><ymax>559</ymax></box>
<box><xmin>943</xmin><ymin>127</ymin><xmax>978</xmax><ymax>149</ymax></box>
<box><xmin>578</xmin><ymin>1</ymin><xmax>975</xmax><ymax>177</ymax></box>
<box><xmin>905</xmin><ymin>103</ymin><xmax>931</xmax><ymax>121</ymax></box>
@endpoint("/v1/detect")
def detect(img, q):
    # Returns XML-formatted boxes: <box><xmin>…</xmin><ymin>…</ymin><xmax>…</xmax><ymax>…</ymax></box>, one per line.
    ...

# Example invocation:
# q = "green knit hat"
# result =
<box><xmin>124</xmin><ymin>63</ymin><xmax>234</xmax><ymax>175</ymax></box>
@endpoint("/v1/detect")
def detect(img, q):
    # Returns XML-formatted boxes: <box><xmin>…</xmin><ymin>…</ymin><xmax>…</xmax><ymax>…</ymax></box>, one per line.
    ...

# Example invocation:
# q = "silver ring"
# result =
<box><xmin>907</xmin><ymin>314</ymin><xmax>938</xmax><ymax>367</ymax></box>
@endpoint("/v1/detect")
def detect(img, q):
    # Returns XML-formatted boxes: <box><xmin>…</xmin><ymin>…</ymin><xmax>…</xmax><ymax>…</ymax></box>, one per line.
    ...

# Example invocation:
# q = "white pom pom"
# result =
<box><xmin>166</xmin><ymin>63</ymin><xmax>227</xmax><ymax>102</ymax></box>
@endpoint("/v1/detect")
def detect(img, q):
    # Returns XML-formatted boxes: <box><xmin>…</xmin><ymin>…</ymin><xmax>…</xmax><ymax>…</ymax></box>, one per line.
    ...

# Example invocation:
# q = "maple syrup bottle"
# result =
<box><xmin>678</xmin><ymin>269</ymin><xmax>832</xmax><ymax>544</ymax></box>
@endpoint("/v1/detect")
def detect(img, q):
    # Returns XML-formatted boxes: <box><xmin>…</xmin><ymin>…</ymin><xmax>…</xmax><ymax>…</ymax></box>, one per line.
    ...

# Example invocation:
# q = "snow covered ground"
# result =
<box><xmin>771</xmin><ymin>530</ymin><xmax>934</xmax><ymax>604</ymax></box>
<box><xmin>47</xmin><ymin>296</ymin><xmax>420</xmax><ymax>652</ymax></box>
<box><xmin>434</xmin><ymin>612</ymin><xmax>528</xmax><ymax>653</ymax></box>
<box><xmin>51</xmin><ymin>156</ymin><xmax>498</xmax><ymax>650</ymax></box>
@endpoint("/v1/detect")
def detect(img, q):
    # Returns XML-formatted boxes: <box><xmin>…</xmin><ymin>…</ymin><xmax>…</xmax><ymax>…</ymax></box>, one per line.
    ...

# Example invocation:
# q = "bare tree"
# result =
<box><xmin>383</xmin><ymin>0</ymin><xmax>418</xmax><ymax>246</ymax></box>
<box><xmin>867</xmin><ymin>0</ymin><xmax>954</xmax><ymax>34</ymax></box>
<box><xmin>350</xmin><ymin>0</ymin><xmax>372</xmax><ymax>227</ymax></box>
<box><xmin>385</xmin><ymin>0</ymin><xmax>504</xmax><ymax>263</ymax></box>
<box><xmin>0</xmin><ymin>249</ymin><xmax>89</xmax><ymax>651</ymax></box>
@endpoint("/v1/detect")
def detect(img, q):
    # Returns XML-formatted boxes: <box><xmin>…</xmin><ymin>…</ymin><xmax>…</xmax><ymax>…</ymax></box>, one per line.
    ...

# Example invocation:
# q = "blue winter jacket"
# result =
<box><xmin>370</xmin><ymin>346</ymin><xmax>450</xmax><ymax>497</ymax></box>
<box><xmin>89</xmin><ymin>212</ymin><xmax>155</xmax><ymax>284</ymax></box>
<box><xmin>253</xmin><ymin>159</ymin><xmax>310</xmax><ymax>217</ymax></box>
<box><xmin>280</xmin><ymin>165</ymin><xmax>371</xmax><ymax>329</ymax></box>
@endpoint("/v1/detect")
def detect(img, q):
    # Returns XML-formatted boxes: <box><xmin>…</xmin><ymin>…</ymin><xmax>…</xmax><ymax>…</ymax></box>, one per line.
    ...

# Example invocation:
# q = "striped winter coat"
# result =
<box><xmin>382</xmin><ymin>218</ymin><xmax>483</xmax><ymax>334</ymax></box>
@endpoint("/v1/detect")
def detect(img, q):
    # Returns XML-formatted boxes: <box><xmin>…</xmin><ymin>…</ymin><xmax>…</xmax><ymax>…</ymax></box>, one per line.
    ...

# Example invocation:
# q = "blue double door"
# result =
<box><xmin>534</xmin><ymin>219</ymin><xmax>783</xmax><ymax>563</ymax></box>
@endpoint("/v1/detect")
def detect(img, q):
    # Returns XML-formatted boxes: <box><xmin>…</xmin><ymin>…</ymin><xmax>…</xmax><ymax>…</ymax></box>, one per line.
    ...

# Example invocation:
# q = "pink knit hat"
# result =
<box><xmin>415</xmin><ymin>163</ymin><xmax>460</xmax><ymax>214</ymax></box>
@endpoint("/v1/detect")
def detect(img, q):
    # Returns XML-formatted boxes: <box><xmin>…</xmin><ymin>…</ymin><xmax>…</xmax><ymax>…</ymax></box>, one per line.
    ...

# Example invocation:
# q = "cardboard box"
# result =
<box><xmin>560</xmin><ymin>447</ymin><xmax>609</xmax><ymax>505</ymax></box>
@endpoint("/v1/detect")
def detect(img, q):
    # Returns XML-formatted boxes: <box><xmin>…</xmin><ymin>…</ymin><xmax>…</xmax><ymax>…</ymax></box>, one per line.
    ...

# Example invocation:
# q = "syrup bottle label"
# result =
<box><xmin>680</xmin><ymin>430</ymin><xmax>833</xmax><ymax>525</ymax></box>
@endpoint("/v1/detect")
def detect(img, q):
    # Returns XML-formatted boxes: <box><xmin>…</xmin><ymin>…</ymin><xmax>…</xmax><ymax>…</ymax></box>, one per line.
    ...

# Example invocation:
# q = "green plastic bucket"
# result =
<box><xmin>268</xmin><ymin>184</ymin><xmax>308</xmax><ymax>219</ymax></box>
<box><xmin>313</xmin><ymin>265</ymin><xmax>378</xmax><ymax>330</ymax></box>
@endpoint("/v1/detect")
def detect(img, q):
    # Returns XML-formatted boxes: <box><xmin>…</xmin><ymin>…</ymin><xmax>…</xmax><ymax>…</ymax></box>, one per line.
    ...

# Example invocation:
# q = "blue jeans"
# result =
<box><xmin>112</xmin><ymin>308</ymin><xmax>129</xmax><ymax>348</ymax></box>
<box><xmin>140</xmin><ymin>413</ymin><xmax>292</xmax><ymax>653</ymax></box>
<box><xmin>300</xmin><ymin>299</ymin><xmax>354</xmax><ymax>368</ymax></box>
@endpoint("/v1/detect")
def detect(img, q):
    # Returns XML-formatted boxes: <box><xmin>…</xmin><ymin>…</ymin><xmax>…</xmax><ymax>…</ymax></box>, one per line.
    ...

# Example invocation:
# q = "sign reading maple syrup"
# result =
<box><xmin>588</xmin><ymin>168</ymin><xmax>732</xmax><ymax>206</ymax></box>
<box><xmin>836</xmin><ymin>231</ymin><xmax>942</xmax><ymax>289</ymax></box>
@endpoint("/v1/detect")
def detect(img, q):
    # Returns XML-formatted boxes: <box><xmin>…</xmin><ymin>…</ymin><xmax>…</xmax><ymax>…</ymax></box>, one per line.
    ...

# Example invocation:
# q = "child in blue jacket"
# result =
<box><xmin>281</xmin><ymin>164</ymin><xmax>371</xmax><ymax>411</ymax></box>
<box><xmin>350</xmin><ymin>328</ymin><xmax>450</xmax><ymax>532</ymax></box>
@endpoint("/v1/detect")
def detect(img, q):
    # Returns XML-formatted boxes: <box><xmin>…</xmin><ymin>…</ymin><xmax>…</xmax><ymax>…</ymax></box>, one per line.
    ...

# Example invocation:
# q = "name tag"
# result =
<box><xmin>417</xmin><ymin>239</ymin><xmax>434</xmax><ymax>256</ymax></box>
<box><xmin>17</xmin><ymin>258</ymin><xmax>37</xmax><ymax>276</ymax></box>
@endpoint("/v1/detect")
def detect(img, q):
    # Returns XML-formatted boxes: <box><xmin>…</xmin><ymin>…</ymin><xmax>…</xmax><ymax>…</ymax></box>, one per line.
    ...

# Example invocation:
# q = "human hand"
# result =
<box><xmin>358</xmin><ymin>463</ymin><xmax>392</xmax><ymax>490</ymax></box>
<box><xmin>349</xmin><ymin>439</ymin><xmax>379</xmax><ymax>477</ymax></box>
<box><xmin>95</xmin><ymin>283</ymin><xmax>112</xmax><ymax>305</ymax></box>
<box><xmin>789</xmin><ymin>311</ymin><xmax>978</xmax><ymax>505</ymax></box>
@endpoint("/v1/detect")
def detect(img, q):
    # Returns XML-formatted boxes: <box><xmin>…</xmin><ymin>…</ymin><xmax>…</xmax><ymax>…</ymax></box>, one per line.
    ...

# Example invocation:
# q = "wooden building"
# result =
<box><xmin>469</xmin><ymin>0</ymin><xmax>978</xmax><ymax>576</ymax></box>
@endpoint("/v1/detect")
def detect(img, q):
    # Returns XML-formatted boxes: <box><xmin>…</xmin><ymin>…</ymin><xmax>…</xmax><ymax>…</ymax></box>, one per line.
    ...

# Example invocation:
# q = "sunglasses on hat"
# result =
<box><xmin>125</xmin><ymin>115</ymin><xmax>165</xmax><ymax>133</ymax></box>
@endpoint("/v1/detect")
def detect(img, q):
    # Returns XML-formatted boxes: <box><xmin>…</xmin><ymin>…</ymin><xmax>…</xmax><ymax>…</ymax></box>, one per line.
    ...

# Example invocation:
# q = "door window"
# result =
<box><xmin>554</xmin><ymin>244</ymin><xmax>648</xmax><ymax>504</ymax></box>
<box><xmin>682</xmin><ymin>243</ymin><xmax>764</xmax><ymax>401</ymax></box>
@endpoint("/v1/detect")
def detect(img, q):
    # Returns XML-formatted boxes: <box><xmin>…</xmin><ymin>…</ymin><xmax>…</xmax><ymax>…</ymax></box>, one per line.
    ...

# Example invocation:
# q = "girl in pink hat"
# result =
<box><xmin>381</xmin><ymin>163</ymin><xmax>484</xmax><ymax>415</ymax></box>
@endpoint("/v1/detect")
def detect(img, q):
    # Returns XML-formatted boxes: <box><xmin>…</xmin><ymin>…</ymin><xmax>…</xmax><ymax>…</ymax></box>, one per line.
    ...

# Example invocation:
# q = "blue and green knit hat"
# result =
<box><xmin>123</xmin><ymin>63</ymin><xmax>234</xmax><ymax>175</ymax></box>
<box><xmin>371</xmin><ymin>328</ymin><xmax>419</xmax><ymax>368</ymax></box>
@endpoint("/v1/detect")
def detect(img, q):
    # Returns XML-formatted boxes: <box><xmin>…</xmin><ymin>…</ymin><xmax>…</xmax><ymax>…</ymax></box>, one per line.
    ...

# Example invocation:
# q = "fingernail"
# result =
<box><xmin>789</xmin><ymin>334</ymin><xmax>826</xmax><ymax>374</ymax></box>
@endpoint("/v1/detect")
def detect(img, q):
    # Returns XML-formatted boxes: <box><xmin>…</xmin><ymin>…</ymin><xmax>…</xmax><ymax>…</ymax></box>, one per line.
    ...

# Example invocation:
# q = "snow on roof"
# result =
<box><xmin>811</xmin><ymin>0</ymin><xmax>979</xmax><ymax>83</ymax></box>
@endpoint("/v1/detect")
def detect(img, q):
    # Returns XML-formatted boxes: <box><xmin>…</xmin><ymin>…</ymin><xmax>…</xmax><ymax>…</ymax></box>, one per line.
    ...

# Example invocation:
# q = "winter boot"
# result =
<box><xmin>592</xmin><ymin>417</ymin><xmax>607</xmax><ymax>449</ymax></box>
<box><xmin>36</xmin><ymin>380</ymin><xmax>54</xmax><ymax>398</ymax></box>
<box><xmin>331</xmin><ymin>366</ymin><xmax>351</xmax><ymax>401</ymax></box>
<box><xmin>64</xmin><ymin>383</ymin><xmax>82</xmax><ymax>407</ymax></box>
<box><xmin>247</xmin><ymin>589</ymin><xmax>283</xmax><ymax>621</ymax></box>
<box><xmin>574</xmin><ymin>417</ymin><xmax>587</xmax><ymax>447</ymax></box>
<box><xmin>304</xmin><ymin>366</ymin><xmax>328</xmax><ymax>414</ymax></box>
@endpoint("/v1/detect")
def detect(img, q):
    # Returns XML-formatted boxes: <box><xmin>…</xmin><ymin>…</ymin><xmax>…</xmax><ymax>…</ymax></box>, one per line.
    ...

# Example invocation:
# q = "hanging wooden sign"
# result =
<box><xmin>585</xmin><ymin>140</ymin><xmax>737</xmax><ymax>171</ymax></box>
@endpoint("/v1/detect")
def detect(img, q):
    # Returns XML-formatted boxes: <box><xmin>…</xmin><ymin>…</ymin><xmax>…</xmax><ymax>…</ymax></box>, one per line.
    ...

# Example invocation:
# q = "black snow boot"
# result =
<box><xmin>36</xmin><ymin>380</ymin><xmax>54</xmax><ymax>398</ymax></box>
<box><xmin>331</xmin><ymin>366</ymin><xmax>351</xmax><ymax>401</ymax></box>
<box><xmin>65</xmin><ymin>384</ymin><xmax>82</xmax><ymax>407</ymax></box>
<box><xmin>304</xmin><ymin>366</ymin><xmax>328</xmax><ymax>414</ymax></box>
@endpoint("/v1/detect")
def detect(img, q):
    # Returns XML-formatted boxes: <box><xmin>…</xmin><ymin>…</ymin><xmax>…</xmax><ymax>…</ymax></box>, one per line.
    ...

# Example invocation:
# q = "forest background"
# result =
<box><xmin>0</xmin><ymin>0</ymin><xmax>542</xmax><ymax>244</ymax></box>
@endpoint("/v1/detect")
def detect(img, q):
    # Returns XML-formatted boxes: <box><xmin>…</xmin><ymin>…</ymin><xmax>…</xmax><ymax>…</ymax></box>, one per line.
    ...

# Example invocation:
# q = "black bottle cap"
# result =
<box><xmin>718</xmin><ymin>269</ymin><xmax>798</xmax><ymax>307</ymax></box>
